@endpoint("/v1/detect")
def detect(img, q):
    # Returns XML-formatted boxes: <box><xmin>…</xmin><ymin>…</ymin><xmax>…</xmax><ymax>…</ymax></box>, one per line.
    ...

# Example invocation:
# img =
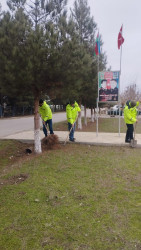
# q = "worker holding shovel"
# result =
<box><xmin>66</xmin><ymin>100</ymin><xmax>81</xmax><ymax>142</ymax></box>
<box><xmin>39</xmin><ymin>99</ymin><xmax>54</xmax><ymax>137</ymax></box>
<box><xmin>124</xmin><ymin>100</ymin><xmax>139</xmax><ymax>143</ymax></box>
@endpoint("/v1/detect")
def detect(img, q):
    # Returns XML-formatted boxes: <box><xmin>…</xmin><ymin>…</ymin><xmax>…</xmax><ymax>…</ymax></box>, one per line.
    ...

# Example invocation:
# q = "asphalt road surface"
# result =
<box><xmin>0</xmin><ymin>110</ymin><xmax>91</xmax><ymax>138</ymax></box>
<box><xmin>0</xmin><ymin>112</ymin><xmax>66</xmax><ymax>138</ymax></box>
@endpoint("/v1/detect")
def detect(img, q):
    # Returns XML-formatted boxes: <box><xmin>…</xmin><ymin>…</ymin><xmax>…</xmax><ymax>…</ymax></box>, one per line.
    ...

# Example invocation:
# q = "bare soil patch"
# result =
<box><xmin>0</xmin><ymin>173</ymin><xmax>28</xmax><ymax>186</ymax></box>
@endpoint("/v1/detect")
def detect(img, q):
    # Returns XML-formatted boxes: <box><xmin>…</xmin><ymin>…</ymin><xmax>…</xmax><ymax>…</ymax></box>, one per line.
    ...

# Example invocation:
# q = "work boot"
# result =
<box><xmin>69</xmin><ymin>138</ymin><xmax>75</xmax><ymax>142</ymax></box>
<box><xmin>125</xmin><ymin>139</ymin><xmax>131</xmax><ymax>143</ymax></box>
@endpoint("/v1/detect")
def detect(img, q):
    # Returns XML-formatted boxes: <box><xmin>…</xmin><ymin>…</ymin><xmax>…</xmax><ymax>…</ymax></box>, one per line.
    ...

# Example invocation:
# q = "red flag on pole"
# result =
<box><xmin>118</xmin><ymin>25</ymin><xmax>124</xmax><ymax>49</ymax></box>
<box><xmin>94</xmin><ymin>33</ymin><xmax>100</xmax><ymax>56</ymax></box>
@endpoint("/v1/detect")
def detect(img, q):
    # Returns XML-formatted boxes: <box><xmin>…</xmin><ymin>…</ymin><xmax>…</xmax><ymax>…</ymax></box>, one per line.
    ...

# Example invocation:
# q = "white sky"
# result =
<box><xmin>68</xmin><ymin>0</ymin><xmax>141</xmax><ymax>93</ymax></box>
<box><xmin>1</xmin><ymin>0</ymin><xmax>141</xmax><ymax>93</ymax></box>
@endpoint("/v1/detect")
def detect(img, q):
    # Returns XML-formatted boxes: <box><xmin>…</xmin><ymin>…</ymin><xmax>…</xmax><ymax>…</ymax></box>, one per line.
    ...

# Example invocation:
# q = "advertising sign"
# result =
<box><xmin>98</xmin><ymin>71</ymin><xmax>120</xmax><ymax>102</ymax></box>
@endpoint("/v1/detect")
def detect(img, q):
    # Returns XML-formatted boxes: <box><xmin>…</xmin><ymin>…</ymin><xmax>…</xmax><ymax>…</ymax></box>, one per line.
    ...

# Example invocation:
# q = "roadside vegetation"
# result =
<box><xmin>53</xmin><ymin>117</ymin><xmax>141</xmax><ymax>134</ymax></box>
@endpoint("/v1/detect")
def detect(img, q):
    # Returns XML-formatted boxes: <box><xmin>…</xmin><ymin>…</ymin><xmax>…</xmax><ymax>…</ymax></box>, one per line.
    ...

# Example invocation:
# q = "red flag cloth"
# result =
<box><xmin>118</xmin><ymin>26</ymin><xmax>124</xmax><ymax>49</ymax></box>
<box><xmin>94</xmin><ymin>33</ymin><xmax>100</xmax><ymax>56</ymax></box>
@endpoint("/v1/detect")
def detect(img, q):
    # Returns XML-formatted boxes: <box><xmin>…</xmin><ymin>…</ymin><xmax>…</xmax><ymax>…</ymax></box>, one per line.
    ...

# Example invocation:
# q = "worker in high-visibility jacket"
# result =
<box><xmin>124</xmin><ymin>100</ymin><xmax>139</xmax><ymax>143</ymax></box>
<box><xmin>39</xmin><ymin>99</ymin><xmax>54</xmax><ymax>137</ymax></box>
<box><xmin>66</xmin><ymin>100</ymin><xmax>81</xmax><ymax>142</ymax></box>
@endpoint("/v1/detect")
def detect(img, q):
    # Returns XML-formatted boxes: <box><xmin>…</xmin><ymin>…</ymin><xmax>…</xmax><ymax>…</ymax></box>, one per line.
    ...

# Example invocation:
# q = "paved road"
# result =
<box><xmin>0</xmin><ymin>110</ymin><xmax>91</xmax><ymax>138</ymax></box>
<box><xmin>0</xmin><ymin>112</ymin><xmax>65</xmax><ymax>138</ymax></box>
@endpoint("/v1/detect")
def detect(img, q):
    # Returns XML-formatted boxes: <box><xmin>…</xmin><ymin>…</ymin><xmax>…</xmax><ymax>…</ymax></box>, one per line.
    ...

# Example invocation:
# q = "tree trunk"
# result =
<box><xmin>84</xmin><ymin>105</ymin><xmax>87</xmax><ymax>126</ymax></box>
<box><xmin>99</xmin><ymin>107</ymin><xmax>101</xmax><ymax>116</ymax></box>
<box><xmin>34</xmin><ymin>95</ymin><xmax>42</xmax><ymax>154</ymax></box>
<box><xmin>78</xmin><ymin>102</ymin><xmax>82</xmax><ymax>129</ymax></box>
<box><xmin>78</xmin><ymin>111</ymin><xmax>82</xmax><ymax>129</ymax></box>
<box><xmin>94</xmin><ymin>108</ymin><xmax>96</xmax><ymax>120</ymax></box>
<box><xmin>91</xmin><ymin>108</ymin><xmax>94</xmax><ymax>122</ymax></box>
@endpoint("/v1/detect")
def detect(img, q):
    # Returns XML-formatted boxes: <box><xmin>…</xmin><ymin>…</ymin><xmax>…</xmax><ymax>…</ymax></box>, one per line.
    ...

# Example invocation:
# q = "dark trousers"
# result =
<box><xmin>126</xmin><ymin>124</ymin><xmax>134</xmax><ymax>141</ymax></box>
<box><xmin>43</xmin><ymin>119</ymin><xmax>54</xmax><ymax>137</ymax></box>
<box><xmin>68</xmin><ymin>122</ymin><xmax>76</xmax><ymax>141</ymax></box>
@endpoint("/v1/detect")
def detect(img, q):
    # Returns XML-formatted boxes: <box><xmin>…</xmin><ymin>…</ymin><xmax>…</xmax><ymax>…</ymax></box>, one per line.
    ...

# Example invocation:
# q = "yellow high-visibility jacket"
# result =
<box><xmin>124</xmin><ymin>101</ymin><xmax>138</xmax><ymax>124</ymax></box>
<box><xmin>39</xmin><ymin>101</ymin><xmax>52</xmax><ymax>121</ymax></box>
<box><xmin>66</xmin><ymin>101</ymin><xmax>81</xmax><ymax>124</ymax></box>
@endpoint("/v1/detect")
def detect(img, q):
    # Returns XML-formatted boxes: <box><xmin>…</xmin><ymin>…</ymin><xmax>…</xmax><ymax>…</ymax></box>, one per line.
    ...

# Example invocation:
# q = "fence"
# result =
<box><xmin>0</xmin><ymin>104</ymin><xmax>65</xmax><ymax>118</ymax></box>
<box><xmin>0</xmin><ymin>106</ymin><xmax>33</xmax><ymax>118</ymax></box>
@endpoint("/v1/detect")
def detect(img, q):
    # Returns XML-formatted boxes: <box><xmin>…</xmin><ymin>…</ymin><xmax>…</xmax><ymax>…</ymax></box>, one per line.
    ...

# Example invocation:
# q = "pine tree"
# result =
<box><xmin>71</xmin><ymin>0</ymin><xmax>107</xmax><ymax>125</ymax></box>
<box><xmin>70</xmin><ymin>0</ymin><xmax>96</xmax><ymax>127</ymax></box>
<box><xmin>0</xmin><ymin>0</ymin><xmax>68</xmax><ymax>153</ymax></box>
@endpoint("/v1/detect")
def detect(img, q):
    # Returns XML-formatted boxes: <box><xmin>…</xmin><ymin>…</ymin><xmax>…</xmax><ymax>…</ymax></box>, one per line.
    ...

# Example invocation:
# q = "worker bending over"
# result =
<box><xmin>66</xmin><ymin>100</ymin><xmax>81</xmax><ymax>142</ymax></box>
<box><xmin>39</xmin><ymin>99</ymin><xmax>54</xmax><ymax>137</ymax></box>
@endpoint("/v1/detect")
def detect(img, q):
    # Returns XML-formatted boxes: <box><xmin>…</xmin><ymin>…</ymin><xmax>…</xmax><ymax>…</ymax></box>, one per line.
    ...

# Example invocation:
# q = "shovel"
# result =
<box><xmin>130</xmin><ymin>123</ymin><xmax>137</xmax><ymax>148</ymax></box>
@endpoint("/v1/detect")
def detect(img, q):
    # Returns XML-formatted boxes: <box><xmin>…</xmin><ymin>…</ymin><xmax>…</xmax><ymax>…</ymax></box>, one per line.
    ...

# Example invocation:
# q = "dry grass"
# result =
<box><xmin>41</xmin><ymin>134</ymin><xmax>59</xmax><ymax>149</ymax></box>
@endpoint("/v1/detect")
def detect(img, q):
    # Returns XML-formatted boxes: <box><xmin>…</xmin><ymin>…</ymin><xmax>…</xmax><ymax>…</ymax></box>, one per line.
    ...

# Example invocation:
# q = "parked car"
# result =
<box><xmin>111</xmin><ymin>105</ymin><xmax>119</xmax><ymax>111</ymax></box>
<box><xmin>138</xmin><ymin>110</ymin><xmax>141</xmax><ymax>115</ymax></box>
<box><xmin>108</xmin><ymin>105</ymin><xmax>123</xmax><ymax>116</ymax></box>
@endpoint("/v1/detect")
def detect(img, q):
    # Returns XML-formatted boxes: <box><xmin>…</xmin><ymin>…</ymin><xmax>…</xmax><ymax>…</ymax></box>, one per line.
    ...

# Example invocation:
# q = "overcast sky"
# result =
<box><xmin>1</xmin><ymin>0</ymin><xmax>141</xmax><ymax>93</ymax></box>
<box><xmin>68</xmin><ymin>0</ymin><xmax>141</xmax><ymax>93</ymax></box>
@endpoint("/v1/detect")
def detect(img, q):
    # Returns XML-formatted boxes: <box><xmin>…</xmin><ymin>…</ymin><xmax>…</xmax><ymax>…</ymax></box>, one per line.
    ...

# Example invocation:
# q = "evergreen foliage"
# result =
<box><xmin>0</xmin><ymin>0</ymin><xmax>107</xmax><ymax>108</ymax></box>
<box><xmin>0</xmin><ymin>0</ymin><xmax>107</xmax><ymax>152</ymax></box>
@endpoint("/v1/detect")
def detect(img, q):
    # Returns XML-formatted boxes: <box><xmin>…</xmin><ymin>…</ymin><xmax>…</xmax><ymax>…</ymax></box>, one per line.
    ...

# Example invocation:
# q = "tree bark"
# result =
<box><xmin>78</xmin><ymin>102</ymin><xmax>82</xmax><ymax>130</ymax></box>
<box><xmin>94</xmin><ymin>108</ymin><xmax>96</xmax><ymax>120</ymax></box>
<box><xmin>91</xmin><ymin>108</ymin><xmax>94</xmax><ymax>122</ymax></box>
<box><xmin>78</xmin><ymin>111</ymin><xmax>82</xmax><ymax>129</ymax></box>
<box><xmin>34</xmin><ymin>94</ymin><xmax>42</xmax><ymax>153</ymax></box>
<box><xmin>84</xmin><ymin>104</ymin><xmax>87</xmax><ymax>126</ymax></box>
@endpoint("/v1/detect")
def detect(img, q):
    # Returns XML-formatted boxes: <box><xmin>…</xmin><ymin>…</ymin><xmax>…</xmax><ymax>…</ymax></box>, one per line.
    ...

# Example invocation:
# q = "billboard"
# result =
<box><xmin>98</xmin><ymin>71</ymin><xmax>120</xmax><ymax>102</ymax></box>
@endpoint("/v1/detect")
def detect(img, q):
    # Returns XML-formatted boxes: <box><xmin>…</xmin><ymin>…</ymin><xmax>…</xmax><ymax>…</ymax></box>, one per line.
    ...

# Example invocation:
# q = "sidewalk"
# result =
<box><xmin>2</xmin><ymin>130</ymin><xmax>141</xmax><ymax>147</ymax></box>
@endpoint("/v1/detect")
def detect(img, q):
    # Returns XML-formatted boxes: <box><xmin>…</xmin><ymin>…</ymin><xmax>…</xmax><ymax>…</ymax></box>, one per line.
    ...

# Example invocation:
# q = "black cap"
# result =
<box><xmin>69</xmin><ymin>99</ymin><xmax>75</xmax><ymax>105</ymax></box>
<box><xmin>130</xmin><ymin>101</ymin><xmax>136</xmax><ymax>108</ymax></box>
<box><xmin>39</xmin><ymin>99</ymin><xmax>43</xmax><ymax>105</ymax></box>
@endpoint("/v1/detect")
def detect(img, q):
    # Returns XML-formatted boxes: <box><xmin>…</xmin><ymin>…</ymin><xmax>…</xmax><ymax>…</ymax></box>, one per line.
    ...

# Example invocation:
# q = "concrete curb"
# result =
<box><xmin>1</xmin><ymin>130</ymin><xmax>141</xmax><ymax>148</ymax></box>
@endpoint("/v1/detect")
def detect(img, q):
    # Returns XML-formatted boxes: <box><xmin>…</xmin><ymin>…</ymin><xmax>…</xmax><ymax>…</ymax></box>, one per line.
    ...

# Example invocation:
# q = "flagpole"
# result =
<box><xmin>118</xmin><ymin>70</ymin><xmax>121</xmax><ymax>137</ymax></box>
<box><xmin>95</xmin><ymin>32</ymin><xmax>100</xmax><ymax>137</ymax></box>
<box><xmin>96</xmin><ymin>53</ymin><xmax>99</xmax><ymax>137</ymax></box>
<box><xmin>96</xmin><ymin>32</ymin><xmax>100</xmax><ymax>137</ymax></box>
<box><xmin>120</xmin><ymin>40</ymin><xmax>122</xmax><ymax>74</ymax></box>
<box><xmin>118</xmin><ymin>25</ymin><xmax>123</xmax><ymax>136</ymax></box>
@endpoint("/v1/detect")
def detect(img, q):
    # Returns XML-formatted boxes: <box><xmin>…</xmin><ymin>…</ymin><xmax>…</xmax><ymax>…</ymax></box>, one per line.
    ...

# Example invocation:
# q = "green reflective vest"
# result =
<box><xmin>39</xmin><ymin>101</ymin><xmax>52</xmax><ymax>121</ymax></box>
<box><xmin>66</xmin><ymin>101</ymin><xmax>81</xmax><ymax>124</ymax></box>
<box><xmin>124</xmin><ymin>102</ymin><xmax>138</xmax><ymax>124</ymax></box>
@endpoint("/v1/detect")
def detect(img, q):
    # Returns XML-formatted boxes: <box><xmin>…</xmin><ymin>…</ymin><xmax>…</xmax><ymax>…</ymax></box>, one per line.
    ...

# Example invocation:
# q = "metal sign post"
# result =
<box><xmin>96</xmin><ymin>98</ymin><xmax>98</xmax><ymax>137</ymax></box>
<box><xmin>118</xmin><ymin>73</ymin><xmax>121</xmax><ymax>137</ymax></box>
